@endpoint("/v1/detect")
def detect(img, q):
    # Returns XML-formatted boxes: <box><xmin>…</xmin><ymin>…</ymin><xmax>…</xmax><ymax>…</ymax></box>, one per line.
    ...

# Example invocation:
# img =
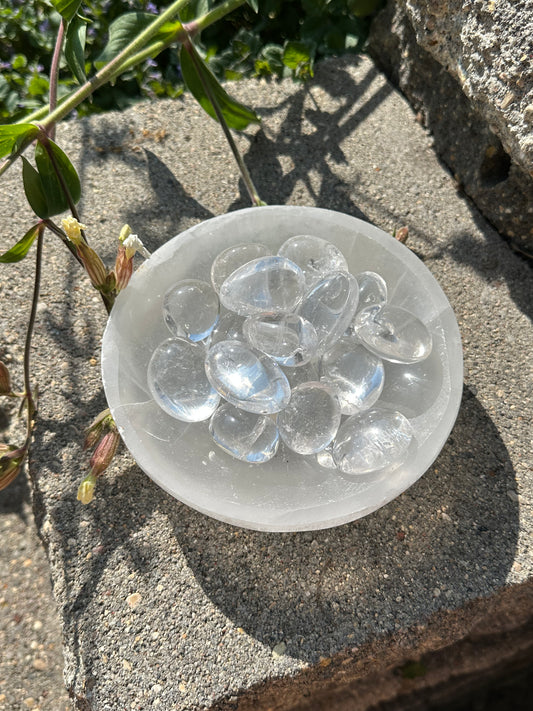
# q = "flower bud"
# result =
<box><xmin>0</xmin><ymin>361</ymin><xmax>12</xmax><ymax>395</ymax></box>
<box><xmin>0</xmin><ymin>446</ymin><xmax>26</xmax><ymax>491</ymax></box>
<box><xmin>114</xmin><ymin>245</ymin><xmax>134</xmax><ymax>292</ymax></box>
<box><xmin>89</xmin><ymin>430</ymin><xmax>120</xmax><ymax>477</ymax></box>
<box><xmin>122</xmin><ymin>233</ymin><xmax>151</xmax><ymax>260</ymax></box>
<box><xmin>77</xmin><ymin>473</ymin><xmax>97</xmax><ymax>504</ymax></box>
<box><xmin>83</xmin><ymin>408</ymin><xmax>113</xmax><ymax>450</ymax></box>
<box><xmin>77</xmin><ymin>242</ymin><xmax>109</xmax><ymax>290</ymax></box>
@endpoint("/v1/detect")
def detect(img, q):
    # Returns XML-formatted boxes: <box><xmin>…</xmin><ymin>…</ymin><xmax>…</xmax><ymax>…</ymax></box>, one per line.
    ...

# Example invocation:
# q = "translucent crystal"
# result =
<box><xmin>209</xmin><ymin>402</ymin><xmax>279</xmax><ymax>463</ymax></box>
<box><xmin>163</xmin><ymin>279</ymin><xmax>219</xmax><ymax>342</ymax></box>
<box><xmin>333</xmin><ymin>408</ymin><xmax>414</xmax><ymax>475</ymax></box>
<box><xmin>353</xmin><ymin>304</ymin><xmax>432</xmax><ymax>364</ymax></box>
<box><xmin>379</xmin><ymin>352</ymin><xmax>443</xmax><ymax>418</ymax></box>
<box><xmin>316</xmin><ymin>446</ymin><xmax>337</xmax><ymax>469</ymax></box>
<box><xmin>320</xmin><ymin>337</ymin><xmax>384</xmax><ymax>415</ymax></box>
<box><xmin>298</xmin><ymin>271</ymin><xmax>359</xmax><ymax>355</ymax></box>
<box><xmin>355</xmin><ymin>271</ymin><xmax>387</xmax><ymax>311</ymax></box>
<box><xmin>243</xmin><ymin>313</ymin><xmax>318</xmax><ymax>367</ymax></box>
<box><xmin>205</xmin><ymin>340</ymin><xmax>291</xmax><ymax>414</ymax></box>
<box><xmin>148</xmin><ymin>338</ymin><xmax>220</xmax><ymax>422</ymax></box>
<box><xmin>277</xmin><ymin>382</ymin><xmax>341</xmax><ymax>455</ymax></box>
<box><xmin>210</xmin><ymin>243</ymin><xmax>270</xmax><ymax>293</ymax></box>
<box><xmin>282</xmin><ymin>360</ymin><xmax>320</xmax><ymax>390</ymax></box>
<box><xmin>209</xmin><ymin>309</ymin><xmax>245</xmax><ymax>347</ymax></box>
<box><xmin>278</xmin><ymin>234</ymin><xmax>348</xmax><ymax>285</ymax></box>
<box><xmin>219</xmin><ymin>256</ymin><xmax>305</xmax><ymax>317</ymax></box>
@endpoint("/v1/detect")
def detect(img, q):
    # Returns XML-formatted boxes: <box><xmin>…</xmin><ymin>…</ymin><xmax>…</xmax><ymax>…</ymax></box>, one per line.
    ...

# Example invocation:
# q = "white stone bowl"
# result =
<box><xmin>101</xmin><ymin>206</ymin><xmax>463</xmax><ymax>531</ymax></box>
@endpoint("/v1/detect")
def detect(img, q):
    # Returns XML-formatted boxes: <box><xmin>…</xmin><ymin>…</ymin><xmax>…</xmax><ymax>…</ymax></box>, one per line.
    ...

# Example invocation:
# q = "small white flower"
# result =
<box><xmin>122</xmin><ymin>233</ymin><xmax>151</xmax><ymax>260</ymax></box>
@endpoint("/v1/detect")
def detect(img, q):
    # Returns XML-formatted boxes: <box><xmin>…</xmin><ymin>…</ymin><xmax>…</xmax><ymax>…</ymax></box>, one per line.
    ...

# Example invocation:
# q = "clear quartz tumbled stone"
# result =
<box><xmin>210</xmin><ymin>243</ymin><xmax>270</xmax><ymax>293</ymax></box>
<box><xmin>205</xmin><ymin>340</ymin><xmax>291</xmax><ymax>414</ymax></box>
<box><xmin>209</xmin><ymin>402</ymin><xmax>279</xmax><ymax>463</ymax></box>
<box><xmin>243</xmin><ymin>313</ymin><xmax>318</xmax><ymax>367</ymax></box>
<box><xmin>333</xmin><ymin>408</ymin><xmax>414</xmax><ymax>475</ymax></box>
<box><xmin>353</xmin><ymin>304</ymin><xmax>432</xmax><ymax>364</ymax></box>
<box><xmin>354</xmin><ymin>271</ymin><xmax>387</xmax><ymax>311</ymax></box>
<box><xmin>209</xmin><ymin>309</ymin><xmax>245</xmax><ymax>347</ymax></box>
<box><xmin>320</xmin><ymin>337</ymin><xmax>385</xmax><ymax>415</ymax></box>
<box><xmin>277</xmin><ymin>382</ymin><xmax>341</xmax><ymax>455</ymax></box>
<box><xmin>298</xmin><ymin>271</ymin><xmax>359</xmax><ymax>355</ymax></box>
<box><xmin>278</xmin><ymin>234</ymin><xmax>349</xmax><ymax>286</ymax></box>
<box><xmin>219</xmin><ymin>256</ymin><xmax>305</xmax><ymax>317</ymax></box>
<box><xmin>148</xmin><ymin>338</ymin><xmax>220</xmax><ymax>422</ymax></box>
<box><xmin>163</xmin><ymin>279</ymin><xmax>219</xmax><ymax>342</ymax></box>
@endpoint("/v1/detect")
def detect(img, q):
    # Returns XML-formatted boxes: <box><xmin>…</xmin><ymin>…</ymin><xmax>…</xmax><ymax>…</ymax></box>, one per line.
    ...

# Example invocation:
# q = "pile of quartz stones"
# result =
<box><xmin>147</xmin><ymin>235</ymin><xmax>433</xmax><ymax>475</ymax></box>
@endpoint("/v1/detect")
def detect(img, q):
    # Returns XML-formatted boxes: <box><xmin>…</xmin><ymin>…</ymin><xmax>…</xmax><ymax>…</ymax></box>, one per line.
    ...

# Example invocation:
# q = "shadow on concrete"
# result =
<box><xmin>165</xmin><ymin>387</ymin><xmax>518</xmax><ymax>662</ymax></box>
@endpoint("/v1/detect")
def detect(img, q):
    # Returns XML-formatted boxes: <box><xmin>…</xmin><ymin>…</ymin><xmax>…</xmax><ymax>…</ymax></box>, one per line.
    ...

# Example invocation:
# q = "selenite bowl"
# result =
<box><xmin>101</xmin><ymin>206</ymin><xmax>463</xmax><ymax>531</ymax></box>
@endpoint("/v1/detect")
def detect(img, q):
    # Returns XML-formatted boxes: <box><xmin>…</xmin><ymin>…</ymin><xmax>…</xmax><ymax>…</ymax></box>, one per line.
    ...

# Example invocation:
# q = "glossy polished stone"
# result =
<box><xmin>209</xmin><ymin>402</ymin><xmax>279</xmax><ymax>463</ymax></box>
<box><xmin>298</xmin><ymin>271</ymin><xmax>359</xmax><ymax>355</ymax></box>
<box><xmin>277</xmin><ymin>382</ymin><xmax>341</xmax><ymax>455</ymax></box>
<box><xmin>355</xmin><ymin>271</ymin><xmax>387</xmax><ymax>311</ymax></box>
<box><xmin>353</xmin><ymin>304</ymin><xmax>432</xmax><ymax>364</ymax></box>
<box><xmin>205</xmin><ymin>340</ymin><xmax>291</xmax><ymax>414</ymax></box>
<box><xmin>210</xmin><ymin>243</ymin><xmax>270</xmax><ymax>293</ymax></box>
<box><xmin>320</xmin><ymin>338</ymin><xmax>384</xmax><ymax>415</ymax></box>
<box><xmin>333</xmin><ymin>408</ymin><xmax>414</xmax><ymax>475</ymax></box>
<box><xmin>163</xmin><ymin>279</ymin><xmax>219</xmax><ymax>342</ymax></box>
<box><xmin>219</xmin><ymin>256</ymin><xmax>305</xmax><ymax>316</ymax></box>
<box><xmin>208</xmin><ymin>309</ymin><xmax>245</xmax><ymax>347</ymax></box>
<box><xmin>278</xmin><ymin>234</ymin><xmax>348</xmax><ymax>285</ymax></box>
<box><xmin>148</xmin><ymin>338</ymin><xmax>220</xmax><ymax>422</ymax></box>
<box><xmin>243</xmin><ymin>313</ymin><xmax>318</xmax><ymax>367</ymax></box>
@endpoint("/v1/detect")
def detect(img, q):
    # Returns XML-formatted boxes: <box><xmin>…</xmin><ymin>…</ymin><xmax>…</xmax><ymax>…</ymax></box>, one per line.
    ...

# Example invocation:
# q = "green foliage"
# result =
<box><xmin>0</xmin><ymin>124</ymin><xmax>39</xmax><ymax>160</ymax></box>
<box><xmin>180</xmin><ymin>42</ymin><xmax>260</xmax><ymax>129</ymax></box>
<box><xmin>23</xmin><ymin>139</ymin><xmax>81</xmax><ymax>219</ymax></box>
<box><xmin>0</xmin><ymin>0</ymin><xmax>382</xmax><ymax>121</ymax></box>
<box><xmin>0</xmin><ymin>223</ymin><xmax>40</xmax><ymax>263</ymax></box>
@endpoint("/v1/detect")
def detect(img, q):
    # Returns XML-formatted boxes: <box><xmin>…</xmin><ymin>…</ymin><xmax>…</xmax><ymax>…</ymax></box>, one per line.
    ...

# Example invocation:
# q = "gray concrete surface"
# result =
<box><xmin>0</xmin><ymin>55</ymin><xmax>532</xmax><ymax>710</ymax></box>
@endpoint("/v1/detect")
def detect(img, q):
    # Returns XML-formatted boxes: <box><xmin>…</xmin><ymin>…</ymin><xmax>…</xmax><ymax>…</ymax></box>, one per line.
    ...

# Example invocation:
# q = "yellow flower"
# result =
<box><xmin>62</xmin><ymin>216</ymin><xmax>87</xmax><ymax>245</ymax></box>
<box><xmin>77</xmin><ymin>473</ymin><xmax>97</xmax><ymax>504</ymax></box>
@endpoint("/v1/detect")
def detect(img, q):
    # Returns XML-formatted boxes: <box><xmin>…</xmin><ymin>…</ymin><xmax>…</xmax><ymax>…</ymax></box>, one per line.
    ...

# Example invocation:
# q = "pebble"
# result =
<box><xmin>163</xmin><ymin>279</ymin><xmax>219</xmax><ymax>342</ymax></box>
<box><xmin>148</xmin><ymin>338</ymin><xmax>220</xmax><ymax>421</ymax></box>
<box><xmin>353</xmin><ymin>304</ymin><xmax>432</xmax><ymax>363</ymax></box>
<box><xmin>278</xmin><ymin>234</ymin><xmax>348</xmax><ymax>285</ymax></box>
<box><xmin>333</xmin><ymin>408</ymin><xmax>415</xmax><ymax>474</ymax></box>
<box><xmin>219</xmin><ymin>256</ymin><xmax>305</xmax><ymax>316</ymax></box>
<box><xmin>277</xmin><ymin>382</ymin><xmax>341</xmax><ymax>454</ymax></box>
<box><xmin>205</xmin><ymin>340</ymin><xmax>291</xmax><ymax>414</ymax></box>
<box><xmin>210</xmin><ymin>242</ymin><xmax>269</xmax><ymax>293</ymax></box>
<box><xmin>209</xmin><ymin>403</ymin><xmax>279</xmax><ymax>463</ymax></box>
<box><xmin>243</xmin><ymin>312</ymin><xmax>318</xmax><ymax>366</ymax></box>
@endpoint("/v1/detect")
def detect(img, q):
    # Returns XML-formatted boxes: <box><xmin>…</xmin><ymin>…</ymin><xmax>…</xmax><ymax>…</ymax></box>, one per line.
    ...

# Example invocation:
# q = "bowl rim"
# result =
<box><xmin>102</xmin><ymin>205</ymin><xmax>463</xmax><ymax>531</ymax></box>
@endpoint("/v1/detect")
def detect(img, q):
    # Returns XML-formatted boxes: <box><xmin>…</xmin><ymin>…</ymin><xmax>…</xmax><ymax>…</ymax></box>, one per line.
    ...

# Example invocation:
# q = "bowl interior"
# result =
<box><xmin>102</xmin><ymin>206</ymin><xmax>463</xmax><ymax>531</ymax></box>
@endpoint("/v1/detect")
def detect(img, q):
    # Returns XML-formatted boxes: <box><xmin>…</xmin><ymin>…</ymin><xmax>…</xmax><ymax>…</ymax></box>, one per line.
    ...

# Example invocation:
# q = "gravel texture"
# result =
<box><xmin>0</xmin><ymin>55</ymin><xmax>532</xmax><ymax>710</ymax></box>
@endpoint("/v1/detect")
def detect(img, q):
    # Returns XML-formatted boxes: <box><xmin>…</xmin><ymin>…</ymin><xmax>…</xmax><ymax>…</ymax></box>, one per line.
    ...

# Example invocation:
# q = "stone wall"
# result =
<box><xmin>368</xmin><ymin>0</ymin><xmax>533</xmax><ymax>257</ymax></box>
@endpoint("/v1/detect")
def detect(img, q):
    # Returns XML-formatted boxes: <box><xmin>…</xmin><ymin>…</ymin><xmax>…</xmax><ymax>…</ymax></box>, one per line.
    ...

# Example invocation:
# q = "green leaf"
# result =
<box><xmin>50</xmin><ymin>0</ymin><xmax>83</xmax><ymax>23</ymax></box>
<box><xmin>179</xmin><ymin>0</ymin><xmax>211</xmax><ymax>23</ymax></box>
<box><xmin>0</xmin><ymin>124</ymin><xmax>39</xmax><ymax>161</ymax></box>
<box><xmin>180</xmin><ymin>43</ymin><xmax>260</xmax><ymax>131</ymax></box>
<box><xmin>65</xmin><ymin>14</ymin><xmax>87</xmax><ymax>85</ymax></box>
<box><xmin>22</xmin><ymin>157</ymin><xmax>49</xmax><ymax>219</ymax></box>
<box><xmin>0</xmin><ymin>224</ymin><xmax>40</xmax><ymax>263</ymax></box>
<box><xmin>282</xmin><ymin>41</ymin><xmax>315</xmax><ymax>78</ymax></box>
<box><xmin>245</xmin><ymin>0</ymin><xmax>259</xmax><ymax>12</ymax></box>
<box><xmin>95</xmin><ymin>13</ymin><xmax>179</xmax><ymax>69</ymax></box>
<box><xmin>34</xmin><ymin>140</ymin><xmax>81</xmax><ymax>217</ymax></box>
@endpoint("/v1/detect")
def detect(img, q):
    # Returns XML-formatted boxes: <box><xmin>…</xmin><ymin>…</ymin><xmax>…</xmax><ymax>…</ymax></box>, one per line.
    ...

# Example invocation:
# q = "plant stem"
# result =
<box><xmin>183</xmin><ymin>39</ymin><xmax>264</xmax><ymax>207</ymax></box>
<box><xmin>49</xmin><ymin>18</ymin><xmax>67</xmax><ymax>140</ymax></box>
<box><xmin>39</xmin><ymin>0</ymin><xmax>192</xmax><ymax>131</ymax></box>
<box><xmin>18</xmin><ymin>0</ymin><xmax>247</xmax><ymax>129</ymax></box>
<box><xmin>23</xmin><ymin>224</ymin><xmax>45</xmax><ymax>437</ymax></box>
<box><xmin>192</xmin><ymin>0</ymin><xmax>246</xmax><ymax>34</ymax></box>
